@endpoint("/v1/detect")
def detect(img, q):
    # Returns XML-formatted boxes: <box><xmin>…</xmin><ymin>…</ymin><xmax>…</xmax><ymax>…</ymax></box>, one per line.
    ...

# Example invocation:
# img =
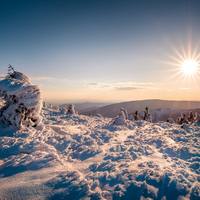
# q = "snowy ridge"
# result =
<box><xmin>0</xmin><ymin>107</ymin><xmax>200</xmax><ymax>199</ymax></box>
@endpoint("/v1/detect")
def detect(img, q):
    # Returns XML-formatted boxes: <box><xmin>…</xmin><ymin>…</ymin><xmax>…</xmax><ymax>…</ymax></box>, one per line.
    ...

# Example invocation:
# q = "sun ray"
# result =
<box><xmin>166</xmin><ymin>54</ymin><xmax>185</xmax><ymax>64</ymax></box>
<box><xmin>188</xmin><ymin>38</ymin><xmax>192</xmax><ymax>60</ymax></box>
<box><xmin>194</xmin><ymin>52</ymin><xmax>200</xmax><ymax>61</ymax></box>
<box><xmin>180</xmin><ymin>43</ymin><xmax>188</xmax><ymax>60</ymax></box>
<box><xmin>191</xmin><ymin>42</ymin><xmax>199</xmax><ymax>60</ymax></box>
<box><xmin>170</xmin><ymin>45</ymin><xmax>185</xmax><ymax>61</ymax></box>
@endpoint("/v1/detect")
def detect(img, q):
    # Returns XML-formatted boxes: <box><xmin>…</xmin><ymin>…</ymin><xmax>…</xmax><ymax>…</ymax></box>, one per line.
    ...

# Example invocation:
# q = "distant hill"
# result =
<box><xmin>80</xmin><ymin>99</ymin><xmax>200</xmax><ymax>118</ymax></box>
<box><xmin>59</xmin><ymin>102</ymin><xmax>112</xmax><ymax>113</ymax></box>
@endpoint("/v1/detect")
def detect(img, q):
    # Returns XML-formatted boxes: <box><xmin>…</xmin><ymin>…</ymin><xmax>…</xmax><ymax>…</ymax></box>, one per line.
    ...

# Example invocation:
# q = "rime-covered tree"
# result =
<box><xmin>113</xmin><ymin>108</ymin><xmax>126</xmax><ymax>125</ymax></box>
<box><xmin>0</xmin><ymin>66</ymin><xmax>42</xmax><ymax>129</ymax></box>
<box><xmin>43</xmin><ymin>101</ymin><xmax>46</xmax><ymax>108</ymax></box>
<box><xmin>55</xmin><ymin>105</ymin><xmax>59</xmax><ymax>111</ymax></box>
<box><xmin>68</xmin><ymin>104</ymin><xmax>75</xmax><ymax>114</ymax></box>
<box><xmin>49</xmin><ymin>103</ymin><xmax>52</xmax><ymax>109</ymax></box>
<box><xmin>61</xmin><ymin>107</ymin><xmax>68</xmax><ymax>114</ymax></box>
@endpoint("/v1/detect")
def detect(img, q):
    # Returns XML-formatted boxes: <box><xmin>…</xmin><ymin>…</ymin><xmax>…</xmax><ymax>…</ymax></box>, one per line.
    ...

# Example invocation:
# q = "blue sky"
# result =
<box><xmin>1</xmin><ymin>0</ymin><xmax>200</xmax><ymax>102</ymax></box>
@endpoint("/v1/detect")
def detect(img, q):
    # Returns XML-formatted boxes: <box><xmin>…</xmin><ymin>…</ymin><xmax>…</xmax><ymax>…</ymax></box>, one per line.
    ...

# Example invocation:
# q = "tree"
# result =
<box><xmin>0</xmin><ymin>67</ymin><xmax>43</xmax><ymax>129</ymax></box>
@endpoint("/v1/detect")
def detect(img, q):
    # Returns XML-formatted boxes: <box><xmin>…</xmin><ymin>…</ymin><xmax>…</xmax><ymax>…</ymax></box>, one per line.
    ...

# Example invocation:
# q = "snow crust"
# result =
<box><xmin>1</xmin><ymin>107</ymin><xmax>200</xmax><ymax>199</ymax></box>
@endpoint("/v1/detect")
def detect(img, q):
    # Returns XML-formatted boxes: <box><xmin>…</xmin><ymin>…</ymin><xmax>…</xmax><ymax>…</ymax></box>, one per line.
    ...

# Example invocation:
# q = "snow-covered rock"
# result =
<box><xmin>0</xmin><ymin>70</ymin><xmax>42</xmax><ymax>129</ymax></box>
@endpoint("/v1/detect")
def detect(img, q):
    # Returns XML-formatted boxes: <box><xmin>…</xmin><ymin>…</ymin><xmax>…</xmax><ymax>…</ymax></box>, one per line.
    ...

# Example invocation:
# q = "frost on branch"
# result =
<box><xmin>0</xmin><ymin>67</ymin><xmax>42</xmax><ymax>129</ymax></box>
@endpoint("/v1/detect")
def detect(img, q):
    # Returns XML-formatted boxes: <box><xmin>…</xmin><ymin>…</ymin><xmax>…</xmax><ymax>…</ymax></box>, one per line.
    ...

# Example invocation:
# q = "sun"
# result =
<box><xmin>181</xmin><ymin>60</ymin><xmax>198</xmax><ymax>75</ymax></box>
<box><xmin>162</xmin><ymin>40</ymin><xmax>200</xmax><ymax>81</ymax></box>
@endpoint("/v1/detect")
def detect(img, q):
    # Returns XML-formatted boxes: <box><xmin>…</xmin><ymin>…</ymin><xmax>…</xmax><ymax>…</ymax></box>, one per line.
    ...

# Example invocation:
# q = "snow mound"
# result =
<box><xmin>0</xmin><ymin>71</ymin><xmax>42</xmax><ymax>129</ymax></box>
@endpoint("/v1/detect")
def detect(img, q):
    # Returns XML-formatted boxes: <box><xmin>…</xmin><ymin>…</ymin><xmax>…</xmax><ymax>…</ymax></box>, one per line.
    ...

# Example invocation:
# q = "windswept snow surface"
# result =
<box><xmin>1</xmin><ymin>108</ymin><xmax>200</xmax><ymax>199</ymax></box>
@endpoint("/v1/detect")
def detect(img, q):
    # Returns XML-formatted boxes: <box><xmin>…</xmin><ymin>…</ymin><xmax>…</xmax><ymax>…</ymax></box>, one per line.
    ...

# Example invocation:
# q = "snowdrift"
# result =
<box><xmin>1</xmin><ymin>107</ymin><xmax>200</xmax><ymax>199</ymax></box>
<box><xmin>0</xmin><ymin>71</ymin><xmax>42</xmax><ymax>129</ymax></box>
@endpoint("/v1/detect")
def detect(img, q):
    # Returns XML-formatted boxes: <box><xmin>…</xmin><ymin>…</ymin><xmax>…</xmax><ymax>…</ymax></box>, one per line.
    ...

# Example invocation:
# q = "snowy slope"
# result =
<box><xmin>0</xmin><ymin>108</ymin><xmax>200</xmax><ymax>199</ymax></box>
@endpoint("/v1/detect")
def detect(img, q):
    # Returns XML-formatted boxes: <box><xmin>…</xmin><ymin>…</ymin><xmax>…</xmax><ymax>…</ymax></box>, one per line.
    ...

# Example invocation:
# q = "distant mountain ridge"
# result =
<box><xmin>80</xmin><ymin>99</ymin><xmax>200</xmax><ymax>118</ymax></box>
<box><xmin>59</xmin><ymin>102</ymin><xmax>112</xmax><ymax>113</ymax></box>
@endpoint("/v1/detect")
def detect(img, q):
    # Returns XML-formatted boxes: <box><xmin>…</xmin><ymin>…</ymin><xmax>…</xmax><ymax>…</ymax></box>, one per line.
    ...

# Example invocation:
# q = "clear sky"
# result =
<box><xmin>1</xmin><ymin>0</ymin><xmax>200</xmax><ymax>103</ymax></box>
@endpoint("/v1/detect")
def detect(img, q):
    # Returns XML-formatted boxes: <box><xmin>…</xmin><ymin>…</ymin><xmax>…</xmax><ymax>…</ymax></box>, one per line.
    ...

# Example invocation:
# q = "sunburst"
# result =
<box><xmin>181</xmin><ymin>60</ymin><xmax>198</xmax><ymax>75</ymax></box>
<box><xmin>161</xmin><ymin>40</ymin><xmax>200</xmax><ymax>84</ymax></box>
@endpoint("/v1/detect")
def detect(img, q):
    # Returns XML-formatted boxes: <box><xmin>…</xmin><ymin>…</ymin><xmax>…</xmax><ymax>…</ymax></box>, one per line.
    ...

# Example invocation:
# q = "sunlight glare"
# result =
<box><xmin>182</xmin><ymin>60</ymin><xmax>197</xmax><ymax>75</ymax></box>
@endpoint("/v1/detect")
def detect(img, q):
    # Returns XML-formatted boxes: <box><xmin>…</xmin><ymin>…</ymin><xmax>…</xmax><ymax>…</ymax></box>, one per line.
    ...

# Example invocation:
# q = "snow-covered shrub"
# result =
<box><xmin>95</xmin><ymin>113</ymin><xmax>103</xmax><ymax>118</ymax></box>
<box><xmin>143</xmin><ymin>107</ymin><xmax>152</xmax><ymax>122</ymax></box>
<box><xmin>55</xmin><ymin>105</ymin><xmax>59</xmax><ymax>111</ymax></box>
<box><xmin>120</xmin><ymin>108</ymin><xmax>128</xmax><ymax>119</ymax></box>
<box><xmin>113</xmin><ymin>109</ymin><xmax>126</xmax><ymax>125</ymax></box>
<box><xmin>177</xmin><ymin>113</ymin><xmax>189</xmax><ymax>125</ymax></box>
<box><xmin>167</xmin><ymin>118</ymin><xmax>174</xmax><ymax>123</ymax></box>
<box><xmin>61</xmin><ymin>107</ymin><xmax>68</xmax><ymax>114</ymax></box>
<box><xmin>195</xmin><ymin>112</ymin><xmax>200</xmax><ymax>122</ymax></box>
<box><xmin>43</xmin><ymin>101</ymin><xmax>46</xmax><ymax>108</ymax></box>
<box><xmin>133</xmin><ymin>110</ymin><xmax>140</xmax><ymax>121</ymax></box>
<box><xmin>0</xmin><ymin>67</ymin><xmax>42</xmax><ymax>129</ymax></box>
<box><xmin>68</xmin><ymin>104</ymin><xmax>75</xmax><ymax>114</ymax></box>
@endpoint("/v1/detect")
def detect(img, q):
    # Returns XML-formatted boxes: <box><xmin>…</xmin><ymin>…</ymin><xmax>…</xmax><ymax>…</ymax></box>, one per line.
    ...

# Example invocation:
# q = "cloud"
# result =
<box><xmin>101</xmin><ymin>84</ymin><xmax>110</xmax><ymax>88</ymax></box>
<box><xmin>86</xmin><ymin>82</ymin><xmax>99</xmax><ymax>86</ymax></box>
<box><xmin>114</xmin><ymin>81</ymin><xmax>157</xmax><ymax>91</ymax></box>
<box><xmin>86</xmin><ymin>82</ymin><xmax>111</xmax><ymax>88</ymax></box>
<box><xmin>115</xmin><ymin>81</ymin><xmax>154</xmax><ymax>86</ymax></box>
<box><xmin>115</xmin><ymin>86</ymin><xmax>143</xmax><ymax>91</ymax></box>
<box><xmin>83</xmin><ymin>81</ymin><xmax>157</xmax><ymax>91</ymax></box>
<box><xmin>0</xmin><ymin>74</ymin><xmax>6</xmax><ymax>80</ymax></box>
<box><xmin>30</xmin><ymin>77</ymin><xmax>55</xmax><ymax>81</ymax></box>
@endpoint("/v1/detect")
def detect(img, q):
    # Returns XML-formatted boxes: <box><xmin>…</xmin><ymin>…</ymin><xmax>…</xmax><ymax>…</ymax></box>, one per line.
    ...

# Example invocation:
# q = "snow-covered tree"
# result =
<box><xmin>49</xmin><ymin>103</ymin><xmax>52</xmax><ymax>109</ymax></box>
<box><xmin>55</xmin><ymin>105</ymin><xmax>59</xmax><ymax>111</ymax></box>
<box><xmin>68</xmin><ymin>104</ymin><xmax>75</xmax><ymax>114</ymax></box>
<box><xmin>113</xmin><ymin>109</ymin><xmax>126</xmax><ymax>125</ymax></box>
<box><xmin>133</xmin><ymin>110</ymin><xmax>140</xmax><ymax>121</ymax></box>
<box><xmin>61</xmin><ymin>107</ymin><xmax>68</xmax><ymax>114</ymax></box>
<box><xmin>120</xmin><ymin>108</ymin><xmax>128</xmax><ymax>119</ymax></box>
<box><xmin>143</xmin><ymin>107</ymin><xmax>152</xmax><ymax>122</ymax></box>
<box><xmin>166</xmin><ymin>118</ymin><xmax>174</xmax><ymax>123</ymax></box>
<box><xmin>188</xmin><ymin>111</ymin><xmax>195</xmax><ymax>123</ymax></box>
<box><xmin>177</xmin><ymin>113</ymin><xmax>189</xmax><ymax>125</ymax></box>
<box><xmin>43</xmin><ymin>101</ymin><xmax>46</xmax><ymax>108</ymax></box>
<box><xmin>0</xmin><ymin>67</ymin><xmax>42</xmax><ymax>129</ymax></box>
<box><xmin>195</xmin><ymin>112</ymin><xmax>200</xmax><ymax>122</ymax></box>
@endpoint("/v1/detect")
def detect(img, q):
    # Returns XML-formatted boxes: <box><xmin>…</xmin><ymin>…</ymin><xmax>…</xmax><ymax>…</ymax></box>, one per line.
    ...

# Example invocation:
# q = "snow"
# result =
<box><xmin>0</xmin><ymin>72</ymin><xmax>42</xmax><ymax>129</ymax></box>
<box><xmin>1</xmin><ymin>106</ymin><xmax>200</xmax><ymax>199</ymax></box>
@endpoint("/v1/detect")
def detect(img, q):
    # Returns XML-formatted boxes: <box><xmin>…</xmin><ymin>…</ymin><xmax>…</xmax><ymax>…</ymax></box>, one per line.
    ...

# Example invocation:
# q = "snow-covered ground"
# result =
<box><xmin>1</xmin><ymin>107</ymin><xmax>200</xmax><ymax>199</ymax></box>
